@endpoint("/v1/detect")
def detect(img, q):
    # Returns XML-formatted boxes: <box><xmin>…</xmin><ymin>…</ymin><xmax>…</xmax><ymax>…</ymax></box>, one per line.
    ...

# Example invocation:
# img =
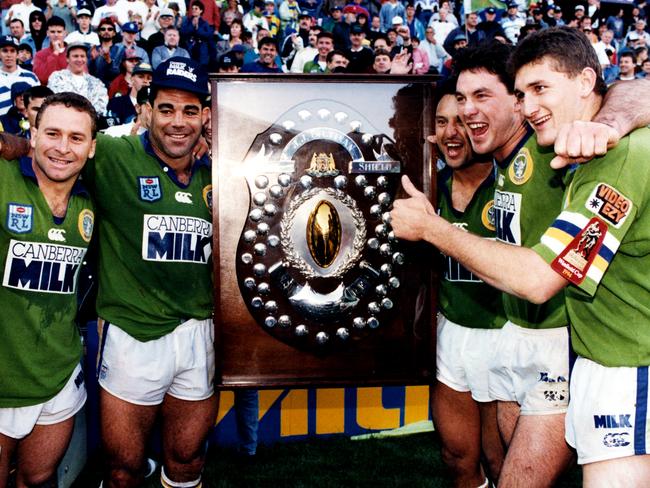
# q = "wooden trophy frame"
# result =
<box><xmin>212</xmin><ymin>75</ymin><xmax>438</xmax><ymax>388</ymax></box>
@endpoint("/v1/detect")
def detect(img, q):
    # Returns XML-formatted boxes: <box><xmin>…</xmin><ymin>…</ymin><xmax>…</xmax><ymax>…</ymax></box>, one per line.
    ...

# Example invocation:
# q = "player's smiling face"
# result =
<box><xmin>149</xmin><ymin>88</ymin><xmax>209</xmax><ymax>167</ymax></box>
<box><xmin>435</xmin><ymin>94</ymin><xmax>473</xmax><ymax>168</ymax></box>
<box><xmin>456</xmin><ymin>68</ymin><xmax>522</xmax><ymax>158</ymax></box>
<box><xmin>515</xmin><ymin>57</ymin><xmax>592</xmax><ymax>147</ymax></box>
<box><xmin>31</xmin><ymin>104</ymin><xmax>96</xmax><ymax>185</ymax></box>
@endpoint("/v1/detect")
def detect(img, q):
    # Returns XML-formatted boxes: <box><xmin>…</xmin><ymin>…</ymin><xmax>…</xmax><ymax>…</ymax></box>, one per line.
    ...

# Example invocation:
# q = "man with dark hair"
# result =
<box><xmin>90</xmin><ymin>18</ymin><xmax>121</xmax><ymax>87</ymax></box>
<box><xmin>371</xmin><ymin>47</ymin><xmax>391</xmax><ymax>73</ymax></box>
<box><xmin>617</xmin><ymin>51</ymin><xmax>637</xmax><ymax>81</ymax></box>
<box><xmin>179</xmin><ymin>1</ymin><xmax>213</xmax><ymax>66</ymax></box>
<box><xmin>325</xmin><ymin>48</ymin><xmax>348</xmax><ymax>71</ymax></box>
<box><xmin>241</xmin><ymin>36</ymin><xmax>282</xmax><ymax>72</ymax></box>
<box><xmin>302</xmin><ymin>30</ymin><xmax>333</xmax><ymax>73</ymax></box>
<box><xmin>507</xmin><ymin>26</ymin><xmax>650</xmax><ymax>485</ymax></box>
<box><xmin>429</xmin><ymin>79</ymin><xmax>506</xmax><ymax>488</ymax></box>
<box><xmin>33</xmin><ymin>16</ymin><xmax>67</xmax><ymax>85</ymax></box>
<box><xmin>22</xmin><ymin>84</ymin><xmax>53</xmax><ymax>136</ymax></box>
<box><xmin>390</xmin><ymin>36</ymin><xmax>650</xmax><ymax>486</ymax></box>
<box><xmin>0</xmin><ymin>91</ymin><xmax>97</xmax><ymax>488</ymax></box>
<box><xmin>9</xmin><ymin>18</ymin><xmax>34</xmax><ymax>52</ymax></box>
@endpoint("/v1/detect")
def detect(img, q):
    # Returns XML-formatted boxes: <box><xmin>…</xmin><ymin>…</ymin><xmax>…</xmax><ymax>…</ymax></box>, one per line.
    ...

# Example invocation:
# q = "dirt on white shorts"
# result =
<box><xmin>488</xmin><ymin>321</ymin><xmax>570</xmax><ymax>415</ymax></box>
<box><xmin>0</xmin><ymin>363</ymin><xmax>86</xmax><ymax>439</ymax></box>
<box><xmin>96</xmin><ymin>318</ymin><xmax>215</xmax><ymax>406</ymax></box>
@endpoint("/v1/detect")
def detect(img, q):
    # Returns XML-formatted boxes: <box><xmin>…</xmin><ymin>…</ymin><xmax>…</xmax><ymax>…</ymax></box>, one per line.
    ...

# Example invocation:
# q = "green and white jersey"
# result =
<box><xmin>82</xmin><ymin>133</ymin><xmax>213</xmax><ymax>342</ymax></box>
<box><xmin>534</xmin><ymin>127</ymin><xmax>650</xmax><ymax>367</ymax></box>
<box><xmin>1</xmin><ymin>158</ymin><xmax>93</xmax><ymax>407</ymax></box>
<box><xmin>437</xmin><ymin>166</ymin><xmax>506</xmax><ymax>329</ymax></box>
<box><xmin>494</xmin><ymin>129</ymin><xmax>569</xmax><ymax>330</ymax></box>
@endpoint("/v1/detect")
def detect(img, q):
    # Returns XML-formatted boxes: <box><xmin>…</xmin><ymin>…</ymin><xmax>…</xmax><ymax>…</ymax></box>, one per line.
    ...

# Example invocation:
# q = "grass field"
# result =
<box><xmin>73</xmin><ymin>433</ymin><xmax>583</xmax><ymax>487</ymax></box>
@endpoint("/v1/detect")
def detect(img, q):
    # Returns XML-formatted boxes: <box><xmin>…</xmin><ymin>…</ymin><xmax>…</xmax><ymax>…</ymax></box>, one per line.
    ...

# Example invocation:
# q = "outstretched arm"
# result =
<box><xmin>551</xmin><ymin>78</ymin><xmax>650</xmax><ymax>168</ymax></box>
<box><xmin>390</xmin><ymin>175</ymin><xmax>567</xmax><ymax>303</ymax></box>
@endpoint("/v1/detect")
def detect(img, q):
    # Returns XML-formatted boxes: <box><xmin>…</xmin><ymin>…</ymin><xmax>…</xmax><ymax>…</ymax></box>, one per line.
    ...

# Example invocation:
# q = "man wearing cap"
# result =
<box><xmin>151</xmin><ymin>26</ymin><xmax>189</xmax><ymax>68</ymax></box>
<box><xmin>379</xmin><ymin>0</ymin><xmax>405</xmax><ymax>32</ymax></box>
<box><xmin>345</xmin><ymin>23</ymin><xmax>373</xmax><ymax>72</ymax></box>
<box><xmin>106</xmin><ymin>61</ymin><xmax>152</xmax><ymax>124</ymax></box>
<box><xmin>145</xmin><ymin>7</ymin><xmax>175</xmax><ymax>54</ymax></box>
<box><xmin>500</xmin><ymin>1</ymin><xmax>525</xmax><ymax>44</ymax></box>
<box><xmin>477</xmin><ymin>7</ymin><xmax>506</xmax><ymax>41</ymax></box>
<box><xmin>115</xmin><ymin>21</ymin><xmax>150</xmax><ymax>65</ymax></box>
<box><xmin>79</xmin><ymin>56</ymin><xmax>214</xmax><ymax>488</ymax></box>
<box><xmin>47</xmin><ymin>43</ymin><xmax>108</xmax><ymax>115</ymax></box>
<box><xmin>321</xmin><ymin>5</ymin><xmax>342</xmax><ymax>32</ymax></box>
<box><xmin>65</xmin><ymin>8</ymin><xmax>100</xmax><ymax>47</ymax></box>
<box><xmin>0</xmin><ymin>34</ymin><xmax>37</xmax><ymax>116</ymax></box>
<box><xmin>333</xmin><ymin>5</ymin><xmax>357</xmax><ymax>49</ymax></box>
<box><xmin>552</xmin><ymin>5</ymin><xmax>565</xmax><ymax>26</ymax></box>
<box><xmin>217</xmin><ymin>51</ymin><xmax>239</xmax><ymax>72</ymax></box>
<box><xmin>33</xmin><ymin>16</ymin><xmax>68</xmax><ymax>85</ymax></box>
<box><xmin>0</xmin><ymin>80</ymin><xmax>30</xmax><ymax>135</ymax></box>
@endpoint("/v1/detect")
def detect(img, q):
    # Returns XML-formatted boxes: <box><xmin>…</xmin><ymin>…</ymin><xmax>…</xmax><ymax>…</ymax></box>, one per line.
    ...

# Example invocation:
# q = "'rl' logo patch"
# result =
<box><xmin>585</xmin><ymin>183</ymin><xmax>631</xmax><ymax>228</ymax></box>
<box><xmin>7</xmin><ymin>203</ymin><xmax>33</xmax><ymax>233</ymax></box>
<box><xmin>139</xmin><ymin>177</ymin><xmax>162</xmax><ymax>202</ymax></box>
<box><xmin>551</xmin><ymin>217</ymin><xmax>607</xmax><ymax>285</ymax></box>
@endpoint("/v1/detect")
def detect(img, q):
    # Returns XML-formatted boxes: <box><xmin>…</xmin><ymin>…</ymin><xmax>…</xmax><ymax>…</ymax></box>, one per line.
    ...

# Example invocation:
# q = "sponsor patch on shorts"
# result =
<box><xmin>551</xmin><ymin>217</ymin><xmax>607</xmax><ymax>285</ymax></box>
<box><xmin>585</xmin><ymin>183</ymin><xmax>631</xmax><ymax>228</ymax></box>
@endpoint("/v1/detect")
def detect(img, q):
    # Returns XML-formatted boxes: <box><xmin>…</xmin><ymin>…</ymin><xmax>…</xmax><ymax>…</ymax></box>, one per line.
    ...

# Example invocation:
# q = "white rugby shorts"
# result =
<box><xmin>96</xmin><ymin>318</ymin><xmax>215</xmax><ymax>405</ymax></box>
<box><xmin>488</xmin><ymin>321</ymin><xmax>570</xmax><ymax>415</ymax></box>
<box><xmin>0</xmin><ymin>363</ymin><xmax>86</xmax><ymax>439</ymax></box>
<box><xmin>566</xmin><ymin>356</ymin><xmax>650</xmax><ymax>465</ymax></box>
<box><xmin>436</xmin><ymin>314</ymin><xmax>502</xmax><ymax>402</ymax></box>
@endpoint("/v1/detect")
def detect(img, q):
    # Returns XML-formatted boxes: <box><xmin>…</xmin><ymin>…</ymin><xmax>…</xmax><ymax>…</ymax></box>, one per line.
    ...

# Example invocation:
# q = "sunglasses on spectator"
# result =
<box><xmin>100</xmin><ymin>27</ymin><xmax>115</xmax><ymax>31</ymax></box>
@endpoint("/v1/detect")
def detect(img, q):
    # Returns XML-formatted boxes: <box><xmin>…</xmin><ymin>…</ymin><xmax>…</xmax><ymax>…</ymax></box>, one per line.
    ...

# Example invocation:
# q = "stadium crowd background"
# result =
<box><xmin>0</xmin><ymin>0</ymin><xmax>649</xmax><ymax>134</ymax></box>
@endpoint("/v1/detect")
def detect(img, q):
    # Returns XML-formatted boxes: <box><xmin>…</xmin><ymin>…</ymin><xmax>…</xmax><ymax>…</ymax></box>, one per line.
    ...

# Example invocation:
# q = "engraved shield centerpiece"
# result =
<box><xmin>235</xmin><ymin>99</ymin><xmax>404</xmax><ymax>350</ymax></box>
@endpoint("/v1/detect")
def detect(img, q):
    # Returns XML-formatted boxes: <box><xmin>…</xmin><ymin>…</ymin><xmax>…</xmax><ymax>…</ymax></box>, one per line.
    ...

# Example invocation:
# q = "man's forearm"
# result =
<box><xmin>422</xmin><ymin>216</ymin><xmax>565</xmax><ymax>303</ymax></box>
<box><xmin>595</xmin><ymin>78</ymin><xmax>650</xmax><ymax>137</ymax></box>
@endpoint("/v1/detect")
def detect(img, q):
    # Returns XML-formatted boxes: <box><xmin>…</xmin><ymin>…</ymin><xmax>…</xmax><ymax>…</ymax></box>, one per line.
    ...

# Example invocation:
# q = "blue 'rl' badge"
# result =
<box><xmin>7</xmin><ymin>203</ymin><xmax>33</xmax><ymax>233</ymax></box>
<box><xmin>139</xmin><ymin>177</ymin><xmax>162</xmax><ymax>202</ymax></box>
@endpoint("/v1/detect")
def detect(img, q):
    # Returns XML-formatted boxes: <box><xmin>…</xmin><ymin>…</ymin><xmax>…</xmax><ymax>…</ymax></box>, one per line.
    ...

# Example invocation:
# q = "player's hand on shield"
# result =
<box><xmin>390</xmin><ymin>175</ymin><xmax>436</xmax><ymax>242</ymax></box>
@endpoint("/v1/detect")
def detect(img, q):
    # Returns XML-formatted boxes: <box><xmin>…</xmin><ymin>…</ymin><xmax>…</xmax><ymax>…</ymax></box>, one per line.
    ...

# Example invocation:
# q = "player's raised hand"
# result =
<box><xmin>390</xmin><ymin>176</ymin><xmax>435</xmax><ymax>241</ymax></box>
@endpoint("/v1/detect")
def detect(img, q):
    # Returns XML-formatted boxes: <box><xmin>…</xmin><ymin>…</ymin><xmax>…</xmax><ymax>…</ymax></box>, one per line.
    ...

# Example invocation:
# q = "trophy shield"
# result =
<box><xmin>213</xmin><ymin>76</ymin><xmax>437</xmax><ymax>387</ymax></box>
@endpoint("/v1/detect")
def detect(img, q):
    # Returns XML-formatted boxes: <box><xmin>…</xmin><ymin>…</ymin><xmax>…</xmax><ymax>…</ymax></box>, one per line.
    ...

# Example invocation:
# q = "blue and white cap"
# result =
<box><xmin>152</xmin><ymin>57</ymin><xmax>209</xmax><ymax>97</ymax></box>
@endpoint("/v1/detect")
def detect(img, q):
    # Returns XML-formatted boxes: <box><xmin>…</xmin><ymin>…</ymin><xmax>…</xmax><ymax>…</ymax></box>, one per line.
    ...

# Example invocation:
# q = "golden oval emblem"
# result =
<box><xmin>306</xmin><ymin>199</ymin><xmax>341</xmax><ymax>268</ymax></box>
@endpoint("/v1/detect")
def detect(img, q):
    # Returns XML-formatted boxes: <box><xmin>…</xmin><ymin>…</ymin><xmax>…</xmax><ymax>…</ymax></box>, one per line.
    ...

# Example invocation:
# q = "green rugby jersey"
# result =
<box><xmin>1</xmin><ymin>158</ymin><xmax>92</xmax><ymax>407</ymax></box>
<box><xmin>82</xmin><ymin>133</ymin><xmax>213</xmax><ymax>342</ymax></box>
<box><xmin>437</xmin><ymin>166</ymin><xmax>506</xmax><ymax>329</ymax></box>
<box><xmin>534</xmin><ymin>127</ymin><xmax>650</xmax><ymax>367</ymax></box>
<box><xmin>494</xmin><ymin>128</ymin><xmax>569</xmax><ymax>329</ymax></box>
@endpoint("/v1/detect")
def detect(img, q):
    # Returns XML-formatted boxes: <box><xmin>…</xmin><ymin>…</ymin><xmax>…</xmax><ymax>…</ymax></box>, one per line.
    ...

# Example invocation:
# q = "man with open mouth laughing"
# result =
<box><xmin>391</xmin><ymin>39</ymin><xmax>650</xmax><ymax>486</ymax></box>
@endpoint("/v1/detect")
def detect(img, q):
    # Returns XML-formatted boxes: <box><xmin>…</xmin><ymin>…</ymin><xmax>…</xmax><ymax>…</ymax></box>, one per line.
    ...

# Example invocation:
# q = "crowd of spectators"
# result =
<box><xmin>0</xmin><ymin>0</ymin><xmax>648</xmax><ymax>133</ymax></box>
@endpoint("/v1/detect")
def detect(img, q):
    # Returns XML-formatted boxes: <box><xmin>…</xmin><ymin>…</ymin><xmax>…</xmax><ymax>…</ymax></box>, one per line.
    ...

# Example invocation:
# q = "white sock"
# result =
<box><xmin>160</xmin><ymin>466</ymin><xmax>202</xmax><ymax>488</ymax></box>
